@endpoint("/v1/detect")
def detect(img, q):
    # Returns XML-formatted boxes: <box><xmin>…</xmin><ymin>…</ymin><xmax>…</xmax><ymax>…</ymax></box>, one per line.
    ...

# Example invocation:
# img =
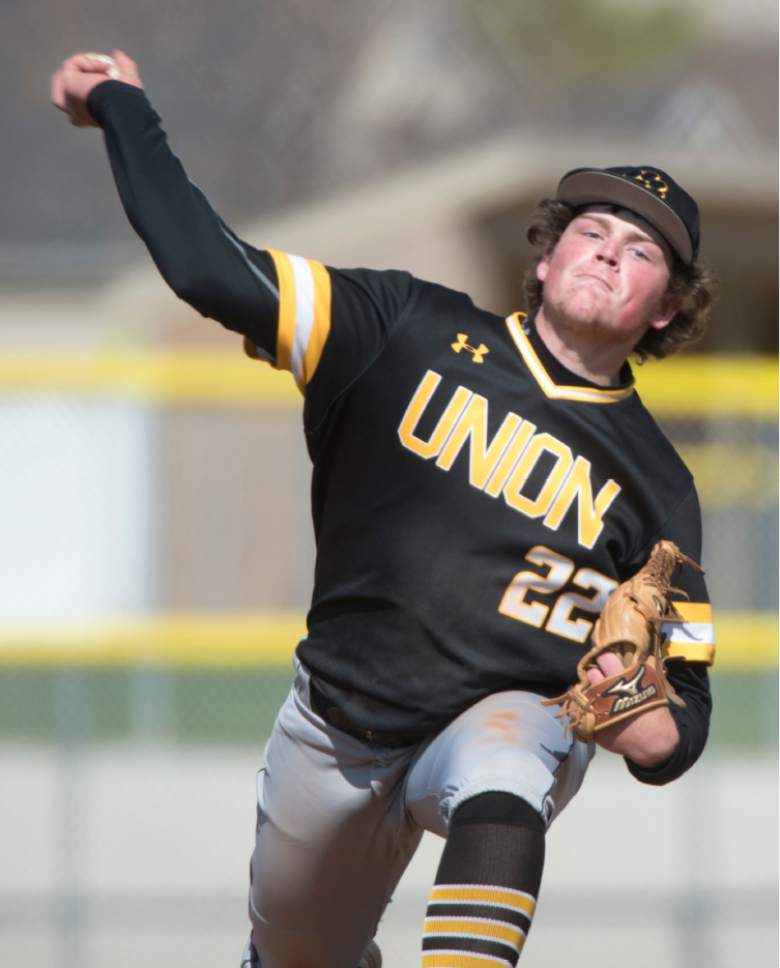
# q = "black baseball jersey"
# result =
<box><xmin>88</xmin><ymin>81</ymin><xmax>714</xmax><ymax>784</ymax></box>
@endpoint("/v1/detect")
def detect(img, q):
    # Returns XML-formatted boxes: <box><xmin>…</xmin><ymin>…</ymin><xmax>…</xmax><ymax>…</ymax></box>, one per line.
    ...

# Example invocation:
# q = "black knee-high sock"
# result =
<box><xmin>421</xmin><ymin>792</ymin><xmax>545</xmax><ymax>967</ymax></box>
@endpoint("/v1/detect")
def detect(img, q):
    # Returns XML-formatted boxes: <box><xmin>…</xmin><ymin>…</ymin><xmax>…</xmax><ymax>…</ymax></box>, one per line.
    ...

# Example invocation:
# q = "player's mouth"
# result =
<box><xmin>576</xmin><ymin>273</ymin><xmax>614</xmax><ymax>292</ymax></box>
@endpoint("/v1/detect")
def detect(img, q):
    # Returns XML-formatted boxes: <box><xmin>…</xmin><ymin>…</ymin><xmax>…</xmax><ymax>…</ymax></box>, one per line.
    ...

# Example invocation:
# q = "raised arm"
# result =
<box><xmin>51</xmin><ymin>50</ymin><xmax>278</xmax><ymax>357</ymax></box>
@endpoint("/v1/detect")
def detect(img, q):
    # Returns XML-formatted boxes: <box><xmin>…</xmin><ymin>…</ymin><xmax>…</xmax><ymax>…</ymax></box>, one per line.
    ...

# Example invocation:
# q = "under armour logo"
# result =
<box><xmin>632</xmin><ymin>170</ymin><xmax>669</xmax><ymax>200</ymax></box>
<box><xmin>451</xmin><ymin>333</ymin><xmax>489</xmax><ymax>363</ymax></box>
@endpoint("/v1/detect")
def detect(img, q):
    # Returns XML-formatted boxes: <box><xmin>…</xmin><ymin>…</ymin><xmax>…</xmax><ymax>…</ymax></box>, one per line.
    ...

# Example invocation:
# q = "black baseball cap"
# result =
<box><xmin>556</xmin><ymin>166</ymin><xmax>700</xmax><ymax>264</ymax></box>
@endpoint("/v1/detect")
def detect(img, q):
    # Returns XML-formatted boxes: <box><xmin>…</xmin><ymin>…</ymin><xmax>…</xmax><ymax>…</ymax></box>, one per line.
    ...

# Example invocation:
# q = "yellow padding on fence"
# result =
<box><xmin>710</xmin><ymin>612</ymin><xmax>777</xmax><ymax>671</ymax></box>
<box><xmin>0</xmin><ymin>611</ymin><xmax>774</xmax><ymax>670</ymax></box>
<box><xmin>633</xmin><ymin>356</ymin><xmax>777</xmax><ymax>417</ymax></box>
<box><xmin>0</xmin><ymin>353</ymin><xmax>776</xmax><ymax>415</ymax></box>
<box><xmin>0</xmin><ymin>351</ymin><xmax>300</xmax><ymax>406</ymax></box>
<box><xmin>0</xmin><ymin>613</ymin><xmax>305</xmax><ymax>668</ymax></box>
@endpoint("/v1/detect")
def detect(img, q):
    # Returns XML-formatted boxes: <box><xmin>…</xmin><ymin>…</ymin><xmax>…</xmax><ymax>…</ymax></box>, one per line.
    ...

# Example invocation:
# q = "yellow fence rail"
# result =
<box><xmin>0</xmin><ymin>352</ymin><xmax>776</xmax><ymax>415</ymax></box>
<box><xmin>0</xmin><ymin>610</ymin><xmax>774</xmax><ymax>670</ymax></box>
<box><xmin>1</xmin><ymin>353</ymin><xmax>775</xmax><ymax>672</ymax></box>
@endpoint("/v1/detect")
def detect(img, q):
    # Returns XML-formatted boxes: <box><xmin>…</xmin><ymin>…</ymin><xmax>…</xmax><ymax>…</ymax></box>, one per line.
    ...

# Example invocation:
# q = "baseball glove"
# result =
<box><xmin>543</xmin><ymin>540</ymin><xmax>701</xmax><ymax>743</ymax></box>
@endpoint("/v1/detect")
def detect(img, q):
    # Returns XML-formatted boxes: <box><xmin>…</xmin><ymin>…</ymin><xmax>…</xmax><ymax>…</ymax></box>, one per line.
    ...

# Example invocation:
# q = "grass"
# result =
<box><xmin>0</xmin><ymin>666</ymin><xmax>774</xmax><ymax>752</ymax></box>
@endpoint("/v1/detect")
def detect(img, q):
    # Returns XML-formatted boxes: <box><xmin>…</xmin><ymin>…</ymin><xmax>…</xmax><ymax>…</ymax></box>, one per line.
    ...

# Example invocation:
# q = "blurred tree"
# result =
<box><xmin>461</xmin><ymin>0</ymin><xmax>697</xmax><ymax>93</ymax></box>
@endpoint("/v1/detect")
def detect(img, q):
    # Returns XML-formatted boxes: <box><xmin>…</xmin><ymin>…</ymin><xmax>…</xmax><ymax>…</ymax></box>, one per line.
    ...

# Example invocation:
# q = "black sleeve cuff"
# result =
<box><xmin>86</xmin><ymin>80</ymin><xmax>150</xmax><ymax>125</ymax></box>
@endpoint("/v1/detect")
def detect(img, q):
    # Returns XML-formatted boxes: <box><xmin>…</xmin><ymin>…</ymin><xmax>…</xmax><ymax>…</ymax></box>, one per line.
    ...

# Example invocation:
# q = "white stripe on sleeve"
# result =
<box><xmin>288</xmin><ymin>254</ymin><xmax>316</xmax><ymax>385</ymax></box>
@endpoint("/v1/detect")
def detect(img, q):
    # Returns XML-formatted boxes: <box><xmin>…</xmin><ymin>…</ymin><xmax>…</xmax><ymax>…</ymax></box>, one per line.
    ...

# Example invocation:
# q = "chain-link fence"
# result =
<box><xmin>0</xmin><ymin>354</ymin><xmax>776</xmax><ymax>967</ymax></box>
<box><xmin>2</xmin><ymin>1</ymin><xmax>777</xmax><ymax>964</ymax></box>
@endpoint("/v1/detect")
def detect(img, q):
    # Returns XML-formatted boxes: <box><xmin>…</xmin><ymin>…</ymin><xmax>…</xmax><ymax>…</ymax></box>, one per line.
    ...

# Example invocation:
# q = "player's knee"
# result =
<box><xmin>451</xmin><ymin>791</ymin><xmax>545</xmax><ymax>833</ymax></box>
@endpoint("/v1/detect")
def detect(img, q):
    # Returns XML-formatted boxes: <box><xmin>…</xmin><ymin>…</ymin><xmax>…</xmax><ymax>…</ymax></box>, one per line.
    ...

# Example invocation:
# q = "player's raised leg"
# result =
<box><xmin>405</xmin><ymin>690</ymin><xmax>593</xmax><ymax>965</ymax></box>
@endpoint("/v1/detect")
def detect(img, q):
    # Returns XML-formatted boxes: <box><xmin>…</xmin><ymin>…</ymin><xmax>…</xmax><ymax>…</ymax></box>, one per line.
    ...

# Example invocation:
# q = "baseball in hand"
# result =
<box><xmin>84</xmin><ymin>53</ymin><xmax>119</xmax><ymax>79</ymax></box>
<box><xmin>51</xmin><ymin>49</ymin><xmax>144</xmax><ymax>128</ymax></box>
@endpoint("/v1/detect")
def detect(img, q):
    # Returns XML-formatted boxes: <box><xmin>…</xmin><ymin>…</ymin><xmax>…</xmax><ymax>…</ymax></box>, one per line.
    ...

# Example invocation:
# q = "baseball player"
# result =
<box><xmin>52</xmin><ymin>51</ymin><xmax>717</xmax><ymax>968</ymax></box>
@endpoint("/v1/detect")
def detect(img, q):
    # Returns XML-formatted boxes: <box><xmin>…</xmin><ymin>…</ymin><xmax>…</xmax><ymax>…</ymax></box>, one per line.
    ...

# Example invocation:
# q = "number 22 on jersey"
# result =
<box><xmin>499</xmin><ymin>546</ymin><xmax>618</xmax><ymax>643</ymax></box>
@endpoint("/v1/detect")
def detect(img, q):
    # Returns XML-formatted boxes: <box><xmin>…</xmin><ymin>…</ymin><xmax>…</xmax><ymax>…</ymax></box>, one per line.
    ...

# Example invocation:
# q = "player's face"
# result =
<box><xmin>536</xmin><ymin>206</ymin><xmax>677</xmax><ymax>344</ymax></box>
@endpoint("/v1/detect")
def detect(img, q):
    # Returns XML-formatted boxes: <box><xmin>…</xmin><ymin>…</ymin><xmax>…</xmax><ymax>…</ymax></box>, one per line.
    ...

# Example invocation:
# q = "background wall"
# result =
<box><xmin>0</xmin><ymin>2</ymin><xmax>777</xmax><ymax>966</ymax></box>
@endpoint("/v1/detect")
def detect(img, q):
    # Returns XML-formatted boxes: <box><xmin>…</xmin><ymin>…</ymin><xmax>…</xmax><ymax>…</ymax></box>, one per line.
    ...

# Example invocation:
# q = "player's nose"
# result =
<box><xmin>595</xmin><ymin>242</ymin><xmax>620</xmax><ymax>268</ymax></box>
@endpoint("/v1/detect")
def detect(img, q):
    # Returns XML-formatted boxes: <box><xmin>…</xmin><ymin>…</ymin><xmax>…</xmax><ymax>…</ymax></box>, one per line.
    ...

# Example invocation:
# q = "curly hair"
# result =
<box><xmin>522</xmin><ymin>199</ymin><xmax>718</xmax><ymax>362</ymax></box>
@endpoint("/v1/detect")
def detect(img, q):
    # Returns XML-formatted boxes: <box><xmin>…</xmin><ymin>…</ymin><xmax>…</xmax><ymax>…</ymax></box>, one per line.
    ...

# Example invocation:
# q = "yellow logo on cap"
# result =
<box><xmin>633</xmin><ymin>170</ymin><xmax>669</xmax><ymax>200</ymax></box>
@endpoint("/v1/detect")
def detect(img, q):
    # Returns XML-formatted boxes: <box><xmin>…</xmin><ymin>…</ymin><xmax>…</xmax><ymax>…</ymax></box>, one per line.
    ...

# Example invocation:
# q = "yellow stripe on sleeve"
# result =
<box><xmin>301</xmin><ymin>258</ymin><xmax>332</xmax><ymax>385</ymax></box>
<box><xmin>675</xmin><ymin>603</ymin><xmax>713</xmax><ymax>623</ymax></box>
<box><xmin>664</xmin><ymin>641</ymin><xmax>716</xmax><ymax>663</ymax></box>
<box><xmin>662</xmin><ymin>601</ymin><xmax>716</xmax><ymax>665</ymax></box>
<box><xmin>267</xmin><ymin>249</ymin><xmax>296</xmax><ymax>375</ymax></box>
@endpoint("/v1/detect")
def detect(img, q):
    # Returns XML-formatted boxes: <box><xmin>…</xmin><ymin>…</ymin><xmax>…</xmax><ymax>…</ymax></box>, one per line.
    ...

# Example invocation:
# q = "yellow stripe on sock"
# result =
<box><xmin>424</xmin><ymin>917</ymin><xmax>525</xmax><ymax>947</ymax></box>
<box><xmin>422</xmin><ymin>954</ymin><xmax>512</xmax><ymax>968</ymax></box>
<box><xmin>429</xmin><ymin>885</ymin><xmax>536</xmax><ymax>917</ymax></box>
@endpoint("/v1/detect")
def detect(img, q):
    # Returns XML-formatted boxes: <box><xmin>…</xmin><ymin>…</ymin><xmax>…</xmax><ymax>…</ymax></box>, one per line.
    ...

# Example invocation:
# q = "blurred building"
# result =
<box><xmin>2</xmin><ymin>0</ymin><xmax>777</xmax><ymax>347</ymax></box>
<box><xmin>0</xmin><ymin>0</ymin><xmax>777</xmax><ymax>614</ymax></box>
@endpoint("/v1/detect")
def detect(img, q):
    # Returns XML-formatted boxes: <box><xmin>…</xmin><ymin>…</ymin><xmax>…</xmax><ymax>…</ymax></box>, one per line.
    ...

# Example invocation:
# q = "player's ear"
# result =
<box><xmin>536</xmin><ymin>255</ymin><xmax>550</xmax><ymax>284</ymax></box>
<box><xmin>646</xmin><ymin>298</ymin><xmax>680</xmax><ymax>332</ymax></box>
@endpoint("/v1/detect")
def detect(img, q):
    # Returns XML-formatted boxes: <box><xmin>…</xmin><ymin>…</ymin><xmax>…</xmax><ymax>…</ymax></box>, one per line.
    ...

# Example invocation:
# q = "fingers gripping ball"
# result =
<box><xmin>84</xmin><ymin>53</ymin><xmax>119</xmax><ymax>78</ymax></box>
<box><xmin>543</xmin><ymin>541</ymin><xmax>702</xmax><ymax>743</ymax></box>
